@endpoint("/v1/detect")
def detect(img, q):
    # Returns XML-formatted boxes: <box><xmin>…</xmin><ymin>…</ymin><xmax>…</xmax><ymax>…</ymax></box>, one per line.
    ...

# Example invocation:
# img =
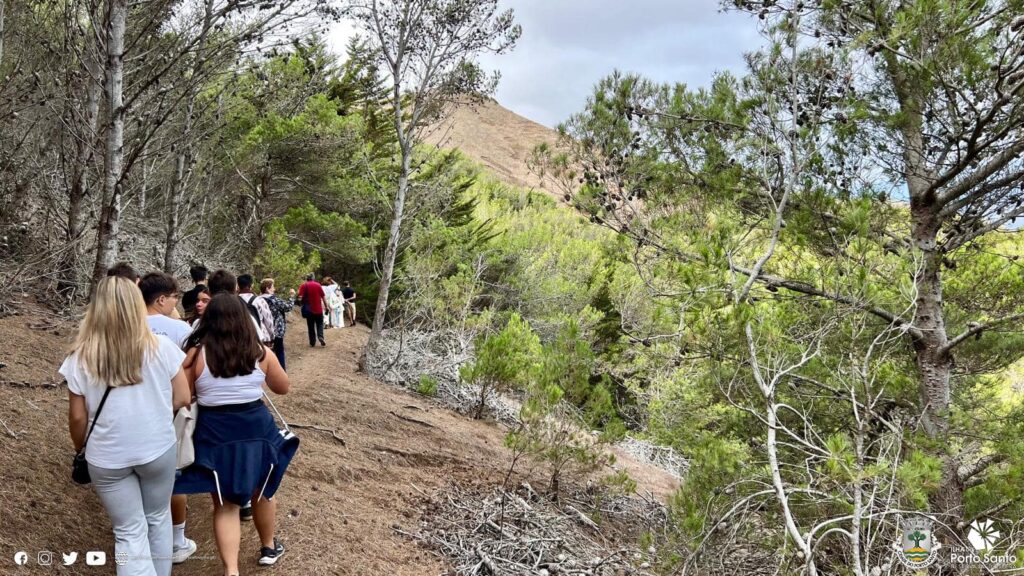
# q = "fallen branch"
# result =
<box><xmin>290</xmin><ymin>423</ymin><xmax>346</xmax><ymax>445</ymax></box>
<box><xmin>474</xmin><ymin>545</ymin><xmax>498</xmax><ymax>574</ymax></box>
<box><xmin>0</xmin><ymin>417</ymin><xmax>21</xmax><ymax>439</ymax></box>
<box><xmin>2</xmin><ymin>380</ymin><xmax>60</xmax><ymax>389</ymax></box>
<box><xmin>389</xmin><ymin>410</ymin><xmax>436</xmax><ymax>428</ymax></box>
<box><xmin>27</xmin><ymin>320</ymin><xmax>62</xmax><ymax>331</ymax></box>
<box><xmin>564</xmin><ymin>504</ymin><xmax>600</xmax><ymax>532</ymax></box>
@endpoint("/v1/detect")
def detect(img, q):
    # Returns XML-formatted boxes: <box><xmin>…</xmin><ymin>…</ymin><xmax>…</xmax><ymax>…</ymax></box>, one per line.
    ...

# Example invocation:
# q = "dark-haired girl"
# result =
<box><xmin>184</xmin><ymin>285</ymin><xmax>210</xmax><ymax>327</ymax></box>
<box><xmin>173</xmin><ymin>294</ymin><xmax>297</xmax><ymax>575</ymax></box>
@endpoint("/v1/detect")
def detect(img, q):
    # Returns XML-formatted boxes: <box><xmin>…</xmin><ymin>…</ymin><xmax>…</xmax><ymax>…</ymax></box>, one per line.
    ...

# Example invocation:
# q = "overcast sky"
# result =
<box><xmin>328</xmin><ymin>1</ymin><xmax>765</xmax><ymax>128</ymax></box>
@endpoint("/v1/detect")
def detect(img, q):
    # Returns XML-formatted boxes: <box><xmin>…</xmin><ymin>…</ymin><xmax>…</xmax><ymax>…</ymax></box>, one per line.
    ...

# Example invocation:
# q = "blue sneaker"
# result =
<box><xmin>258</xmin><ymin>538</ymin><xmax>285</xmax><ymax>566</ymax></box>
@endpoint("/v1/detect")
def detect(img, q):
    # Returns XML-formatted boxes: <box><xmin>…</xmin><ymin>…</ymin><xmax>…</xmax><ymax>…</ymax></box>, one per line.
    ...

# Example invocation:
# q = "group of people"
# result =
<box><xmin>322</xmin><ymin>277</ymin><xmax>357</xmax><ymax>330</ymax></box>
<box><xmin>63</xmin><ymin>263</ymin><xmax>306</xmax><ymax>576</ymax></box>
<box><xmin>296</xmin><ymin>274</ymin><xmax>358</xmax><ymax>349</ymax></box>
<box><xmin>182</xmin><ymin>266</ymin><xmax>297</xmax><ymax>370</ymax></box>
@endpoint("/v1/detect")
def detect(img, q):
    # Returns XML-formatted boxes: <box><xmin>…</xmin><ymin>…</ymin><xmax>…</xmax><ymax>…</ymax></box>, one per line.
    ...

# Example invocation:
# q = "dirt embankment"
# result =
<box><xmin>425</xmin><ymin>98</ymin><xmax>569</xmax><ymax>201</ymax></box>
<box><xmin>0</xmin><ymin>308</ymin><xmax>676</xmax><ymax>575</ymax></box>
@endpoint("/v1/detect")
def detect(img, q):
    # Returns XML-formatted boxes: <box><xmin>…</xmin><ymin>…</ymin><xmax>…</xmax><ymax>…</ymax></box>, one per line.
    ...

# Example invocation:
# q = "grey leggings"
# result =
<box><xmin>88</xmin><ymin>445</ymin><xmax>176</xmax><ymax>576</ymax></box>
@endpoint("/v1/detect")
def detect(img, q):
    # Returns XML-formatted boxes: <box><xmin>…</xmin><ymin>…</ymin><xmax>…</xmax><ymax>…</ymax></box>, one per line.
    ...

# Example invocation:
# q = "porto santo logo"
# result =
<box><xmin>968</xmin><ymin>518</ymin><xmax>999</xmax><ymax>550</ymax></box>
<box><xmin>896</xmin><ymin>515</ymin><xmax>940</xmax><ymax>569</ymax></box>
<box><xmin>950</xmin><ymin>517</ymin><xmax>1019</xmax><ymax>567</ymax></box>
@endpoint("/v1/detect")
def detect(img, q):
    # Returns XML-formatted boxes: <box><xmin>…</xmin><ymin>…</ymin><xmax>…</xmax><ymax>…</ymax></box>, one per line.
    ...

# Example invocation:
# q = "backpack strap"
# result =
<box><xmin>82</xmin><ymin>386</ymin><xmax>113</xmax><ymax>450</ymax></box>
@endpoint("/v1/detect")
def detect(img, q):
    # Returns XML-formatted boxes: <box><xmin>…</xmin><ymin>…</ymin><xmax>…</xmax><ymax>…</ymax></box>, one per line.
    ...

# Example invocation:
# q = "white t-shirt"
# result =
<box><xmin>323</xmin><ymin>284</ymin><xmax>338</xmax><ymax>299</ymax></box>
<box><xmin>147</xmin><ymin>314</ymin><xmax>193</xmax><ymax>349</ymax></box>
<box><xmin>60</xmin><ymin>336</ymin><xmax>186</xmax><ymax>469</ymax></box>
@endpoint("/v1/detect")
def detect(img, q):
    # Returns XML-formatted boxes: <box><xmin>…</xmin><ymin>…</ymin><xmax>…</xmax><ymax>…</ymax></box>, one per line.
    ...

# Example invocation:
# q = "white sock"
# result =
<box><xmin>173</xmin><ymin>523</ymin><xmax>186</xmax><ymax>548</ymax></box>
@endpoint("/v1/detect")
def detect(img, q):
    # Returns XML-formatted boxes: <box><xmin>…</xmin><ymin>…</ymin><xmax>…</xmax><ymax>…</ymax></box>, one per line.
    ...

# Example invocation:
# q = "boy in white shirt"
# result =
<box><xmin>140</xmin><ymin>273</ymin><xmax>193</xmax><ymax>348</ymax></box>
<box><xmin>138</xmin><ymin>272</ymin><xmax>197</xmax><ymax>563</ymax></box>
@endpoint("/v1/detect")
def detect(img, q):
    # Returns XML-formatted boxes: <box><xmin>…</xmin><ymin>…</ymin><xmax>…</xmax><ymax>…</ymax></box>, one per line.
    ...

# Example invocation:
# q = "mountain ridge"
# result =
<box><xmin>426</xmin><ymin>98</ymin><xmax>566</xmax><ymax>199</ymax></box>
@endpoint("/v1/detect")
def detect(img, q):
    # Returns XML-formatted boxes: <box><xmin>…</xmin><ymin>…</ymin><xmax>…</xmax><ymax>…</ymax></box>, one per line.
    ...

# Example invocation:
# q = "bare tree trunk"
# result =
<box><xmin>0</xmin><ymin>0</ymin><xmax>6</xmax><ymax>69</ymax></box>
<box><xmin>163</xmin><ymin>149</ymin><xmax>186</xmax><ymax>272</ymax></box>
<box><xmin>353</xmin><ymin>0</ymin><xmax>519</xmax><ymax>361</ymax></box>
<box><xmin>163</xmin><ymin>0</ymin><xmax>214</xmax><ymax>274</ymax></box>
<box><xmin>58</xmin><ymin>62</ymin><xmax>102</xmax><ymax>296</ymax></box>
<box><xmin>367</xmin><ymin>41</ymin><xmax>414</xmax><ymax>356</ymax></box>
<box><xmin>368</xmin><ymin>148</ymin><xmax>410</xmax><ymax>352</ymax></box>
<box><xmin>906</xmin><ymin>123</ymin><xmax>965</xmax><ymax>546</ymax></box>
<box><xmin>139</xmin><ymin>140</ymin><xmax>148</xmax><ymax>213</ymax></box>
<box><xmin>90</xmin><ymin>0</ymin><xmax>127</xmax><ymax>291</ymax></box>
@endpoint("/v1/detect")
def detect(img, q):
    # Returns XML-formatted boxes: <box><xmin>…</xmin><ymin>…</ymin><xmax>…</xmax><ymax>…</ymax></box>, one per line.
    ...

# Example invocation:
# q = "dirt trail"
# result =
<box><xmin>0</xmin><ymin>311</ymin><xmax>677</xmax><ymax>575</ymax></box>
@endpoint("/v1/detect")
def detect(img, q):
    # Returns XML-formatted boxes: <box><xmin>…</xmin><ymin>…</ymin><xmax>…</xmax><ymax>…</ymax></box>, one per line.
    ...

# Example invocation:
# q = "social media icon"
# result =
<box><xmin>62</xmin><ymin>552</ymin><xmax>78</xmax><ymax>565</ymax></box>
<box><xmin>13</xmin><ymin>551</ymin><xmax>28</xmax><ymax>565</ymax></box>
<box><xmin>85</xmin><ymin>551</ymin><xmax>106</xmax><ymax>566</ymax></box>
<box><xmin>37</xmin><ymin>551</ymin><xmax>54</xmax><ymax>566</ymax></box>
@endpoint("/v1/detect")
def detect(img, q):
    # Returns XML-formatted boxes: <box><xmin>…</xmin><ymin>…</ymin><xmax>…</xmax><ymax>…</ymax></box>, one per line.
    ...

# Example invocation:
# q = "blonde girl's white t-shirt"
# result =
<box><xmin>60</xmin><ymin>335</ymin><xmax>186</xmax><ymax>469</ymax></box>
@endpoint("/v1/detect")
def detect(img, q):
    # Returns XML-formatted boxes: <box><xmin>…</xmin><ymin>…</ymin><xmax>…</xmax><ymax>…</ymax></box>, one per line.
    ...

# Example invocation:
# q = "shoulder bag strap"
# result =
<box><xmin>262</xmin><ymin>391</ymin><xmax>291</xmax><ymax>434</ymax></box>
<box><xmin>82</xmin><ymin>386</ymin><xmax>113</xmax><ymax>449</ymax></box>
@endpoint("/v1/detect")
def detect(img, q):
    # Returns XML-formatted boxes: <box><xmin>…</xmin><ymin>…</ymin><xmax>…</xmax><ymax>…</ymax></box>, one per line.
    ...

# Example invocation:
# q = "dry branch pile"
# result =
<box><xmin>614</xmin><ymin>438</ymin><xmax>688</xmax><ymax>480</ymax></box>
<box><xmin>367</xmin><ymin>328</ymin><xmax>519</xmax><ymax>424</ymax></box>
<box><xmin>399</xmin><ymin>483</ymin><xmax>665</xmax><ymax>576</ymax></box>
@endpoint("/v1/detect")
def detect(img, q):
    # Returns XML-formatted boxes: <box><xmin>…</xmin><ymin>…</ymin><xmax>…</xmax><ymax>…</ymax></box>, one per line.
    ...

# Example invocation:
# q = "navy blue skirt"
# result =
<box><xmin>173</xmin><ymin>400</ymin><xmax>299</xmax><ymax>506</ymax></box>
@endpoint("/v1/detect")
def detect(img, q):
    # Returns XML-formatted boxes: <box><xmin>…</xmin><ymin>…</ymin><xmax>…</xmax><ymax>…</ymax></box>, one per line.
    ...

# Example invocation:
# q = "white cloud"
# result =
<box><xmin>327</xmin><ymin>0</ymin><xmax>764</xmax><ymax>127</ymax></box>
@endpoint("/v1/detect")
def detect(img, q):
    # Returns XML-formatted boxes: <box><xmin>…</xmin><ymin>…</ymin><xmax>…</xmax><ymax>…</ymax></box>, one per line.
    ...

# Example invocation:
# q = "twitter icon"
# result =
<box><xmin>62</xmin><ymin>552</ymin><xmax>78</xmax><ymax>565</ymax></box>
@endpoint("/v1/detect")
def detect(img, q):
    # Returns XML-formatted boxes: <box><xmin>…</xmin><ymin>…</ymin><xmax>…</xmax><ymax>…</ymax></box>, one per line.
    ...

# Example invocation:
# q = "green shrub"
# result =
<box><xmin>459</xmin><ymin>313</ymin><xmax>541</xmax><ymax>419</ymax></box>
<box><xmin>253</xmin><ymin>221</ymin><xmax>321</xmax><ymax>292</ymax></box>
<box><xmin>416</xmin><ymin>375</ymin><xmax>439</xmax><ymax>397</ymax></box>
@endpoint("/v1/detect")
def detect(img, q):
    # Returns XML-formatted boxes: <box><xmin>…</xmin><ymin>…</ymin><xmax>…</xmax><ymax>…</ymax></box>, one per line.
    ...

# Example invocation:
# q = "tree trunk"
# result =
<box><xmin>888</xmin><ymin>48</ymin><xmax>965</xmax><ymax>536</ymax></box>
<box><xmin>910</xmin><ymin>198</ymin><xmax>966</xmax><ymax>534</ymax></box>
<box><xmin>475</xmin><ymin>380</ymin><xmax>488</xmax><ymax>420</ymax></box>
<box><xmin>163</xmin><ymin>0</ymin><xmax>213</xmax><ymax>274</ymax></box>
<box><xmin>58</xmin><ymin>65</ymin><xmax>102</xmax><ymax>296</ymax></box>
<box><xmin>90</xmin><ymin>0</ymin><xmax>127</xmax><ymax>291</ymax></box>
<box><xmin>367</xmin><ymin>146</ymin><xmax>411</xmax><ymax>353</ymax></box>
<box><xmin>163</xmin><ymin>150</ymin><xmax>187</xmax><ymax>273</ymax></box>
<box><xmin>0</xmin><ymin>0</ymin><xmax>6</xmax><ymax>69</ymax></box>
<box><xmin>140</xmin><ymin>140</ymin><xmax>149</xmax><ymax>214</ymax></box>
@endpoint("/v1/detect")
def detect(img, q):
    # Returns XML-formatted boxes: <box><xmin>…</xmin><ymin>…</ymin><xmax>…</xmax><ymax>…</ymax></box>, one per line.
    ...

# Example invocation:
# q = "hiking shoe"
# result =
<box><xmin>240</xmin><ymin>501</ymin><xmax>253</xmax><ymax>522</ymax></box>
<box><xmin>258</xmin><ymin>538</ymin><xmax>285</xmax><ymax>566</ymax></box>
<box><xmin>171</xmin><ymin>538</ymin><xmax>197</xmax><ymax>564</ymax></box>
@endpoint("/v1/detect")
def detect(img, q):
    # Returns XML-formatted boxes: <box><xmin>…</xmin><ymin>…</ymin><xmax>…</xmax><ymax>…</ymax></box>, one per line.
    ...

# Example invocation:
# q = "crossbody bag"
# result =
<box><xmin>71</xmin><ymin>386</ymin><xmax>113</xmax><ymax>485</ymax></box>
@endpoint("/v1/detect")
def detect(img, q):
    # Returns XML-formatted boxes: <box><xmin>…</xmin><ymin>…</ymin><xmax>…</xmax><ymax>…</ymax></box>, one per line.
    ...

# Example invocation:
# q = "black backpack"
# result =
<box><xmin>241</xmin><ymin>294</ymin><xmax>261</xmax><ymax>324</ymax></box>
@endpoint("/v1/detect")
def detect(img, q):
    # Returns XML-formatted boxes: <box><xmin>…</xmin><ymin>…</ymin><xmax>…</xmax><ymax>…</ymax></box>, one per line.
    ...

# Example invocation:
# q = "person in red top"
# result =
<box><xmin>297</xmin><ymin>273</ymin><xmax>330</xmax><ymax>347</ymax></box>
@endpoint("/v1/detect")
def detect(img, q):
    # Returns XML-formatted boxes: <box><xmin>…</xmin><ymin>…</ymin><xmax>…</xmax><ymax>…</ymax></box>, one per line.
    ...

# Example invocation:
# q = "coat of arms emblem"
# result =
<box><xmin>897</xmin><ymin>515</ymin><xmax>939</xmax><ymax>568</ymax></box>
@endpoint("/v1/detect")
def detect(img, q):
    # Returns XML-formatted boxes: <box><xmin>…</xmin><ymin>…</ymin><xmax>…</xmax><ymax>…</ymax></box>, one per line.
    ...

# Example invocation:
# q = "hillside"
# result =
<box><xmin>0</xmin><ymin>307</ymin><xmax>675</xmax><ymax>574</ymax></box>
<box><xmin>425</xmin><ymin>99</ymin><xmax>566</xmax><ymax>199</ymax></box>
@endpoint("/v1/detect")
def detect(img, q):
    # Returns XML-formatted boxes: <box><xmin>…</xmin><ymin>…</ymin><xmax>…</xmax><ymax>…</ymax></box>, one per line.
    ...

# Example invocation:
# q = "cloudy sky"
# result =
<box><xmin>328</xmin><ymin>1</ymin><xmax>765</xmax><ymax>128</ymax></box>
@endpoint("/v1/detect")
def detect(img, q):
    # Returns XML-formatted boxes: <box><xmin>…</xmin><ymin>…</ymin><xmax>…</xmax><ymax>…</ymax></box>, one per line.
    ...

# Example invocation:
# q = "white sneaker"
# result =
<box><xmin>172</xmin><ymin>538</ymin><xmax>197</xmax><ymax>564</ymax></box>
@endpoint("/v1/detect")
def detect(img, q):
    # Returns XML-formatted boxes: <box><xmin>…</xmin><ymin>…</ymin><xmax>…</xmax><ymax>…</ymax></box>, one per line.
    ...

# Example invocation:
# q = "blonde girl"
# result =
<box><xmin>64</xmin><ymin>276</ymin><xmax>190</xmax><ymax>576</ymax></box>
